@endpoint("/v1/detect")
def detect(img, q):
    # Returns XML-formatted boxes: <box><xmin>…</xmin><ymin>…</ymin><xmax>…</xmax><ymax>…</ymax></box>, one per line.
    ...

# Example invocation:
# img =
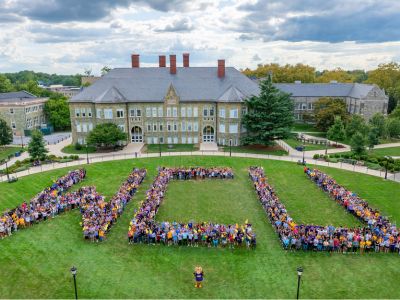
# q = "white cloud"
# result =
<box><xmin>0</xmin><ymin>0</ymin><xmax>399</xmax><ymax>74</ymax></box>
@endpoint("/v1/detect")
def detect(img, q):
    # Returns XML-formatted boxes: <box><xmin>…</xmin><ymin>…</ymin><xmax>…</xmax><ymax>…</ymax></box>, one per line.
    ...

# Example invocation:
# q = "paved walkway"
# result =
<box><xmin>199</xmin><ymin>142</ymin><xmax>218</xmax><ymax>151</ymax></box>
<box><xmin>1</xmin><ymin>150</ymin><xmax>399</xmax><ymax>183</ymax></box>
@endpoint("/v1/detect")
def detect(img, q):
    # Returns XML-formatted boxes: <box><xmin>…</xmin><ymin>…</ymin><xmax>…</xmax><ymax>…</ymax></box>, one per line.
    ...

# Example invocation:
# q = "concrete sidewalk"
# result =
<box><xmin>1</xmin><ymin>150</ymin><xmax>398</xmax><ymax>183</ymax></box>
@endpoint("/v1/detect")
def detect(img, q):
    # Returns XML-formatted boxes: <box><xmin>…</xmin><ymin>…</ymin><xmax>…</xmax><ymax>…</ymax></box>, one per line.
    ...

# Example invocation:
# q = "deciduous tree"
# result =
<box><xmin>87</xmin><ymin>123</ymin><xmax>127</xmax><ymax>148</ymax></box>
<box><xmin>327</xmin><ymin>116</ymin><xmax>345</xmax><ymax>144</ymax></box>
<box><xmin>0</xmin><ymin>118</ymin><xmax>13</xmax><ymax>147</ymax></box>
<box><xmin>313</xmin><ymin>98</ymin><xmax>349</xmax><ymax>131</ymax></box>
<box><xmin>350</xmin><ymin>132</ymin><xmax>367</xmax><ymax>155</ymax></box>
<box><xmin>44</xmin><ymin>96</ymin><xmax>71</xmax><ymax>131</ymax></box>
<box><xmin>28</xmin><ymin>129</ymin><xmax>48</xmax><ymax>160</ymax></box>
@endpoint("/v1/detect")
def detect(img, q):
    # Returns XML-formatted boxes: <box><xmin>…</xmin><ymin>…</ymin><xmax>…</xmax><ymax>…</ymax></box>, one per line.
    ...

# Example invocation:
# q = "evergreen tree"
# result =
<box><xmin>367</xmin><ymin>127</ymin><xmax>380</xmax><ymax>149</ymax></box>
<box><xmin>242</xmin><ymin>76</ymin><xmax>294</xmax><ymax>145</ymax></box>
<box><xmin>28</xmin><ymin>129</ymin><xmax>48</xmax><ymax>160</ymax></box>
<box><xmin>350</xmin><ymin>132</ymin><xmax>366</xmax><ymax>155</ymax></box>
<box><xmin>0</xmin><ymin>118</ymin><xmax>13</xmax><ymax>147</ymax></box>
<box><xmin>369</xmin><ymin>112</ymin><xmax>386</xmax><ymax>137</ymax></box>
<box><xmin>87</xmin><ymin>123</ymin><xmax>127</xmax><ymax>148</ymax></box>
<box><xmin>327</xmin><ymin>116</ymin><xmax>345</xmax><ymax>144</ymax></box>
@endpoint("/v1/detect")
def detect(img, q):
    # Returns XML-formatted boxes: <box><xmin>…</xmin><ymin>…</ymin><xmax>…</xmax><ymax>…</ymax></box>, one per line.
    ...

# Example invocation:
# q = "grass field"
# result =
<box><xmin>367</xmin><ymin>147</ymin><xmax>400</xmax><ymax>157</ymax></box>
<box><xmin>221</xmin><ymin>145</ymin><xmax>288</xmax><ymax>156</ymax></box>
<box><xmin>0</xmin><ymin>147</ymin><xmax>23</xmax><ymax>161</ymax></box>
<box><xmin>61</xmin><ymin>144</ymin><xmax>97</xmax><ymax>154</ymax></box>
<box><xmin>0</xmin><ymin>156</ymin><xmax>399</xmax><ymax>298</ymax></box>
<box><xmin>291</xmin><ymin>123</ymin><xmax>322</xmax><ymax>132</ymax></box>
<box><xmin>146</xmin><ymin>144</ymin><xmax>198</xmax><ymax>153</ymax></box>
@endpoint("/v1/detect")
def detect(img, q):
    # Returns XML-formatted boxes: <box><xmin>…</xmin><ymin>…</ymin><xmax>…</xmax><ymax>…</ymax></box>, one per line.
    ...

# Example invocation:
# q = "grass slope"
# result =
<box><xmin>0</xmin><ymin>156</ymin><xmax>399</xmax><ymax>298</ymax></box>
<box><xmin>0</xmin><ymin>147</ymin><xmax>23</xmax><ymax>161</ymax></box>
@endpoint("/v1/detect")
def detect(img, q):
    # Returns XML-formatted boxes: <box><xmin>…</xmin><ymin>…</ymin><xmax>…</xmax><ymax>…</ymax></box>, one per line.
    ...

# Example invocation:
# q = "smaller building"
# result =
<box><xmin>274</xmin><ymin>81</ymin><xmax>389</xmax><ymax>121</ymax></box>
<box><xmin>0</xmin><ymin>91</ymin><xmax>48</xmax><ymax>136</ymax></box>
<box><xmin>45</xmin><ymin>85</ymin><xmax>82</xmax><ymax>98</ymax></box>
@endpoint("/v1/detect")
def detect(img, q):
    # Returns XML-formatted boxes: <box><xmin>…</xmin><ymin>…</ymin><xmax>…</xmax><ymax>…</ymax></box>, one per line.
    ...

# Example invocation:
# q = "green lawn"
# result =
<box><xmin>0</xmin><ymin>156</ymin><xmax>399</xmax><ymax>298</ymax></box>
<box><xmin>368</xmin><ymin>147</ymin><xmax>400</xmax><ymax>157</ymax></box>
<box><xmin>61</xmin><ymin>144</ymin><xmax>97</xmax><ymax>154</ymax></box>
<box><xmin>221</xmin><ymin>145</ymin><xmax>288</xmax><ymax>156</ymax></box>
<box><xmin>0</xmin><ymin>147</ymin><xmax>23</xmax><ymax>161</ymax></box>
<box><xmin>291</xmin><ymin>123</ymin><xmax>322</xmax><ymax>132</ymax></box>
<box><xmin>146</xmin><ymin>143</ymin><xmax>198</xmax><ymax>153</ymax></box>
<box><xmin>284</xmin><ymin>138</ymin><xmax>334</xmax><ymax>151</ymax></box>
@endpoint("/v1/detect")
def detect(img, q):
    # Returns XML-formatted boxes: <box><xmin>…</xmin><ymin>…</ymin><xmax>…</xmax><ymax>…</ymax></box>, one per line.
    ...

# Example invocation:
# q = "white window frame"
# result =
<box><xmin>146</xmin><ymin>107</ymin><xmax>151</xmax><ymax>117</ymax></box>
<box><xmin>193</xmin><ymin>121</ymin><xmax>198</xmax><ymax>132</ymax></box>
<box><xmin>193</xmin><ymin>107</ymin><xmax>198</xmax><ymax>117</ymax></box>
<box><xmin>219</xmin><ymin>124</ymin><xmax>225</xmax><ymax>133</ymax></box>
<box><xmin>158</xmin><ymin>106</ymin><xmax>163</xmax><ymax>117</ymax></box>
<box><xmin>181</xmin><ymin>107</ymin><xmax>186</xmax><ymax>117</ymax></box>
<box><xmin>75</xmin><ymin>108</ymin><xmax>80</xmax><ymax>117</ymax></box>
<box><xmin>187</xmin><ymin>107</ymin><xmax>193</xmax><ymax>117</ymax></box>
<box><xmin>104</xmin><ymin>109</ymin><xmax>113</xmax><ymax>119</ymax></box>
<box><xmin>219</xmin><ymin>108</ymin><xmax>225</xmax><ymax>118</ymax></box>
<box><xmin>230</xmin><ymin>108</ymin><xmax>238</xmax><ymax>118</ymax></box>
<box><xmin>172</xmin><ymin>107</ymin><xmax>178</xmax><ymax>117</ymax></box>
<box><xmin>96</xmin><ymin>109</ymin><xmax>102</xmax><ymax>118</ymax></box>
<box><xmin>152</xmin><ymin>107</ymin><xmax>157</xmax><ymax>117</ymax></box>
<box><xmin>229</xmin><ymin>123</ymin><xmax>238</xmax><ymax>133</ymax></box>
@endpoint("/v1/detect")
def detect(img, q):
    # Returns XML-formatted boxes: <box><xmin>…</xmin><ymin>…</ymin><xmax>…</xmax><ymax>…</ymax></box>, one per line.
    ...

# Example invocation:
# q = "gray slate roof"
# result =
<box><xmin>274</xmin><ymin>83</ymin><xmax>378</xmax><ymax>98</ymax></box>
<box><xmin>0</xmin><ymin>91</ymin><xmax>38</xmax><ymax>103</ymax></box>
<box><xmin>70</xmin><ymin>67</ymin><xmax>260</xmax><ymax>103</ymax></box>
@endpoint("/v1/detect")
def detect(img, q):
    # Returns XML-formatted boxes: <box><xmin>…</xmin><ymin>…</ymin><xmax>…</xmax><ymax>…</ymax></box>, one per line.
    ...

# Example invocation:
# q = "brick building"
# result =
<box><xmin>69</xmin><ymin>54</ymin><xmax>257</xmax><ymax>146</ymax></box>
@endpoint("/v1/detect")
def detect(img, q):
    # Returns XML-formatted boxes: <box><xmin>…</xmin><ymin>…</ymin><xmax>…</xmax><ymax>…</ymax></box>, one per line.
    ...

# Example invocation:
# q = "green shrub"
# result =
<box><xmin>313</xmin><ymin>154</ymin><xmax>320</xmax><ymax>159</ymax></box>
<box><xmin>14</xmin><ymin>166</ymin><xmax>30</xmax><ymax>173</ymax></box>
<box><xmin>60</xmin><ymin>158</ymin><xmax>74</xmax><ymax>163</ymax></box>
<box><xmin>75</xmin><ymin>143</ymin><xmax>83</xmax><ymax>150</ymax></box>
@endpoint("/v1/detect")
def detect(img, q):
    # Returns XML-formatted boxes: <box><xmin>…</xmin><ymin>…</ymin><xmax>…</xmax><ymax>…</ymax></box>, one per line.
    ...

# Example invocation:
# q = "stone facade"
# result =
<box><xmin>70</xmin><ymin>98</ymin><xmax>246</xmax><ymax>146</ymax></box>
<box><xmin>0</xmin><ymin>96</ymin><xmax>47</xmax><ymax>136</ymax></box>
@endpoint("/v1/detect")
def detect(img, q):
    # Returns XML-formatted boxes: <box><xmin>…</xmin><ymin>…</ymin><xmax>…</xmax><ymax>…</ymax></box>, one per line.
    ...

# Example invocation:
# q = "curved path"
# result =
<box><xmin>1</xmin><ymin>149</ymin><xmax>399</xmax><ymax>183</ymax></box>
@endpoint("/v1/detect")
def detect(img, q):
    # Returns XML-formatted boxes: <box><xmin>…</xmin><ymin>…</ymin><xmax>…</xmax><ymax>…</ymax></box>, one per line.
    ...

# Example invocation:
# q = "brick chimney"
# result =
<box><xmin>131</xmin><ymin>54</ymin><xmax>139</xmax><ymax>68</ymax></box>
<box><xmin>183</xmin><ymin>53</ymin><xmax>189</xmax><ymax>67</ymax></box>
<box><xmin>159</xmin><ymin>55</ymin><xmax>166</xmax><ymax>67</ymax></box>
<box><xmin>218</xmin><ymin>59</ymin><xmax>225</xmax><ymax>78</ymax></box>
<box><xmin>170</xmin><ymin>54</ymin><xmax>176</xmax><ymax>74</ymax></box>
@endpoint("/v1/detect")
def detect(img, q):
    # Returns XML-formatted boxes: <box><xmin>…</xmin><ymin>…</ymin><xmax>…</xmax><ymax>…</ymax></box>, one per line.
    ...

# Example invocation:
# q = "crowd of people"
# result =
<box><xmin>305</xmin><ymin>167</ymin><xmax>400</xmax><ymax>254</ymax></box>
<box><xmin>77</xmin><ymin>168</ymin><xmax>146</xmax><ymax>241</ymax></box>
<box><xmin>0</xmin><ymin>169</ymin><xmax>86</xmax><ymax>239</ymax></box>
<box><xmin>128</xmin><ymin>167</ymin><xmax>256</xmax><ymax>248</ymax></box>
<box><xmin>249</xmin><ymin>166</ymin><xmax>400</xmax><ymax>254</ymax></box>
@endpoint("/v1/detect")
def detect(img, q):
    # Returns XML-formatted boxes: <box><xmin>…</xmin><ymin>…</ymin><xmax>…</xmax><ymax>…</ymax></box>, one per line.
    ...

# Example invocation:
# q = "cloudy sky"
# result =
<box><xmin>1</xmin><ymin>0</ymin><xmax>400</xmax><ymax>75</ymax></box>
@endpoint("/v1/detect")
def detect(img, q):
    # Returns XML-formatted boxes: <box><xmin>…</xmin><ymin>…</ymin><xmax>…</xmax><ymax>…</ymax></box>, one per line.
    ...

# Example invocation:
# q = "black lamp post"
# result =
<box><xmin>229</xmin><ymin>139</ymin><xmax>232</xmax><ymax>157</ymax></box>
<box><xmin>384</xmin><ymin>156</ymin><xmax>392</xmax><ymax>179</ymax></box>
<box><xmin>70</xmin><ymin>266</ymin><xmax>78</xmax><ymax>300</ymax></box>
<box><xmin>159</xmin><ymin>138</ymin><xmax>161</xmax><ymax>157</ymax></box>
<box><xmin>5</xmin><ymin>160</ymin><xmax>10</xmax><ymax>182</ymax></box>
<box><xmin>85</xmin><ymin>144</ymin><xmax>89</xmax><ymax>164</ymax></box>
<box><xmin>296</xmin><ymin>266</ymin><xmax>303</xmax><ymax>299</ymax></box>
<box><xmin>21</xmin><ymin>135</ymin><xmax>24</xmax><ymax>149</ymax></box>
<box><xmin>302</xmin><ymin>145</ymin><xmax>306</xmax><ymax>165</ymax></box>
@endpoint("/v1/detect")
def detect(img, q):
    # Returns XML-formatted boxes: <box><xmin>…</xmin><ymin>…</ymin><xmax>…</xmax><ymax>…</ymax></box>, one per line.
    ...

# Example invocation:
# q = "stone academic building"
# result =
<box><xmin>69</xmin><ymin>53</ymin><xmax>388</xmax><ymax>146</ymax></box>
<box><xmin>69</xmin><ymin>54</ymin><xmax>257</xmax><ymax>146</ymax></box>
<box><xmin>0</xmin><ymin>91</ymin><xmax>48</xmax><ymax>136</ymax></box>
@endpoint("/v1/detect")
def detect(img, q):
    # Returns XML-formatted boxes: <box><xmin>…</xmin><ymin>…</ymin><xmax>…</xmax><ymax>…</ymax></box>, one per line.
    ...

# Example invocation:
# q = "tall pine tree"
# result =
<box><xmin>242</xmin><ymin>76</ymin><xmax>294</xmax><ymax>145</ymax></box>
